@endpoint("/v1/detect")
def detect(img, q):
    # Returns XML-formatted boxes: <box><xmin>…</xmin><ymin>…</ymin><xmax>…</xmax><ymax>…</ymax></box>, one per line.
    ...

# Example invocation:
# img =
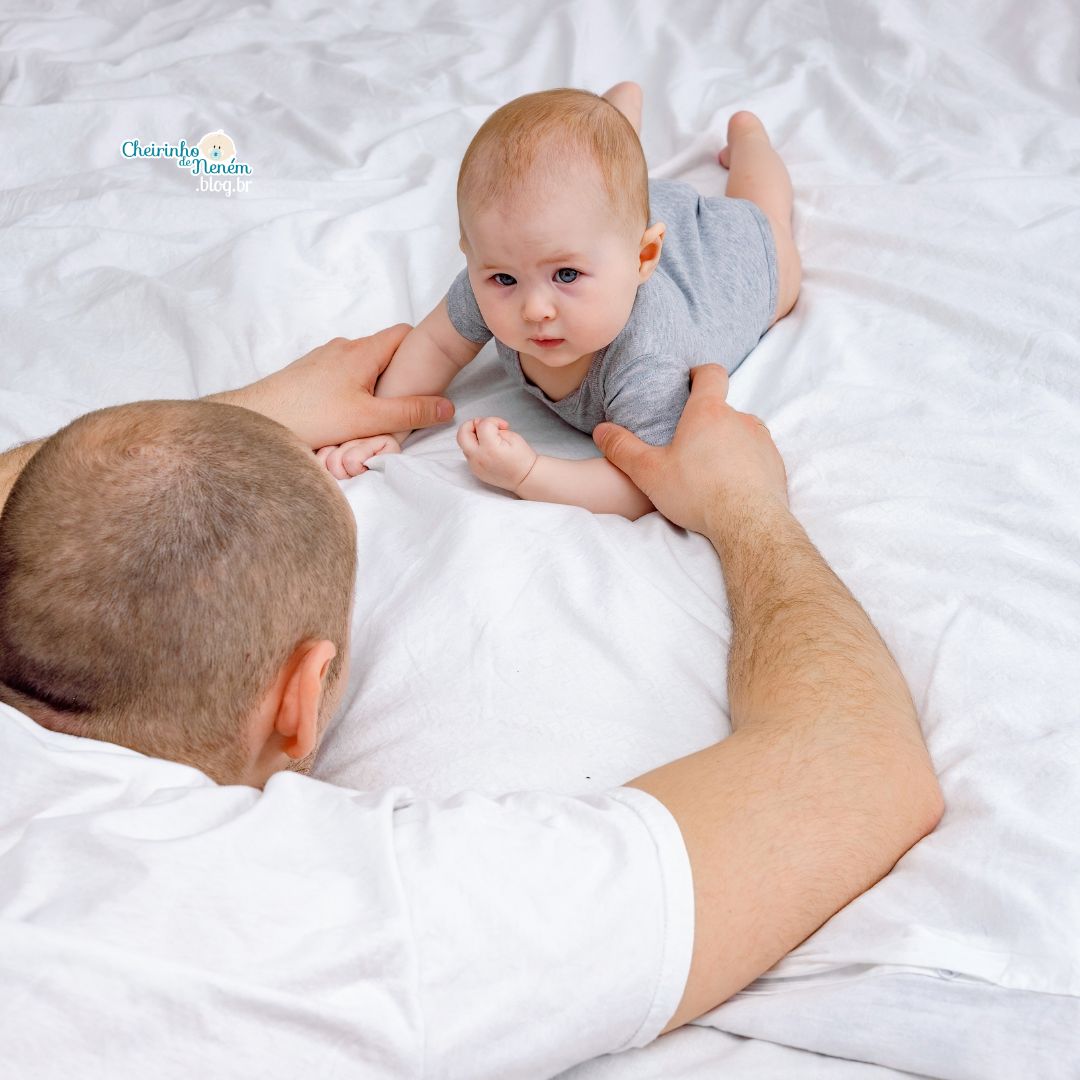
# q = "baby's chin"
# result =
<box><xmin>521</xmin><ymin>336</ymin><xmax>611</xmax><ymax>365</ymax></box>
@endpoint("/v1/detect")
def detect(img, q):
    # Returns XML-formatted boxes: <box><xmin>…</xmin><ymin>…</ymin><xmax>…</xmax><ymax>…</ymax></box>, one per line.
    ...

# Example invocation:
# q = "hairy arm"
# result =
<box><xmin>596</xmin><ymin>366</ymin><xmax>944</xmax><ymax>1032</ymax></box>
<box><xmin>632</xmin><ymin>496</ymin><xmax>942</xmax><ymax>1030</ymax></box>
<box><xmin>1</xmin><ymin>326</ymin><xmax>458</xmax><ymax>513</ymax></box>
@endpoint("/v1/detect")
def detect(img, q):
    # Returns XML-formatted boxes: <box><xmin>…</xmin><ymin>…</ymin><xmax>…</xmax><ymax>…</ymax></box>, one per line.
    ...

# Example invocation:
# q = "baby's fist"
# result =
<box><xmin>457</xmin><ymin>417</ymin><xmax>538</xmax><ymax>493</ymax></box>
<box><xmin>316</xmin><ymin>433</ymin><xmax>401</xmax><ymax>479</ymax></box>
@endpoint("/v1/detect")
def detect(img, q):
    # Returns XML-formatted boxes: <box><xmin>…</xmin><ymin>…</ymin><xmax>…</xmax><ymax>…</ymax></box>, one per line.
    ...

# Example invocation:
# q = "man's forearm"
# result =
<box><xmin>629</xmin><ymin>490</ymin><xmax>942</xmax><ymax>1031</ymax></box>
<box><xmin>706</xmin><ymin>494</ymin><xmax>933</xmax><ymax>764</ymax></box>
<box><xmin>0</xmin><ymin>440</ymin><xmax>44</xmax><ymax>512</ymax></box>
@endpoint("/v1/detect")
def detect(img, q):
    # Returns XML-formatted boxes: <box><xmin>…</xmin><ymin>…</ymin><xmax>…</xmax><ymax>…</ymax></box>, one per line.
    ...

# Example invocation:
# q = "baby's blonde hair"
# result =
<box><xmin>457</xmin><ymin>88</ymin><xmax>650</xmax><ymax>240</ymax></box>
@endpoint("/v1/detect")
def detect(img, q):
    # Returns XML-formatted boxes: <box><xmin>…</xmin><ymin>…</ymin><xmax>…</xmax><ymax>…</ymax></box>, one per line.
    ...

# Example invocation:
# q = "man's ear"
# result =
<box><xmin>274</xmin><ymin>639</ymin><xmax>337</xmax><ymax>763</ymax></box>
<box><xmin>637</xmin><ymin>222</ymin><xmax>665</xmax><ymax>283</ymax></box>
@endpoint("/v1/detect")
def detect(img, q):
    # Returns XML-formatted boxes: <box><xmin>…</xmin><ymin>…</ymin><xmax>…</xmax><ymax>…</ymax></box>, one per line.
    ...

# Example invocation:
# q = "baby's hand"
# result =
<box><xmin>456</xmin><ymin>417</ymin><xmax>538</xmax><ymax>493</ymax></box>
<box><xmin>316</xmin><ymin>434</ymin><xmax>401</xmax><ymax>479</ymax></box>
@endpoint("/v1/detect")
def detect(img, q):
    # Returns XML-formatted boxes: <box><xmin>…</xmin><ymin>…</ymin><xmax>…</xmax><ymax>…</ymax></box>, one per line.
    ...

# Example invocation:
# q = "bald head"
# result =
<box><xmin>0</xmin><ymin>400</ymin><xmax>356</xmax><ymax>782</ymax></box>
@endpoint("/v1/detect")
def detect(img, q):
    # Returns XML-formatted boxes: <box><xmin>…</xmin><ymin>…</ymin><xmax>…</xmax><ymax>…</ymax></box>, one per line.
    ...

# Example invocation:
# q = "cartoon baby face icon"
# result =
<box><xmin>197</xmin><ymin>130</ymin><xmax>236</xmax><ymax>162</ymax></box>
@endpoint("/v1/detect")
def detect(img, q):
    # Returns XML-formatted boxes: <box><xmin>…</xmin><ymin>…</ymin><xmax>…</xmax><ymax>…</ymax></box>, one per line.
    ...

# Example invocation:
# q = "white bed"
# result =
<box><xmin>2</xmin><ymin>1</ymin><xmax>1078</xmax><ymax>1077</ymax></box>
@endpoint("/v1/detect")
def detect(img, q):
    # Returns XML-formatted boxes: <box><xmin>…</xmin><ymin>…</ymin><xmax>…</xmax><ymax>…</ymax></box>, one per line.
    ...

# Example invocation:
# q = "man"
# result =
<box><xmin>0</xmin><ymin>326</ymin><xmax>943</xmax><ymax>1078</ymax></box>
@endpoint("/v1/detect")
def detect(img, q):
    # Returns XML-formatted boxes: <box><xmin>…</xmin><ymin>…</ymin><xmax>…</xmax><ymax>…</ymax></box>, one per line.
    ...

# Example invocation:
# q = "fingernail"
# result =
<box><xmin>437</xmin><ymin>400</ymin><xmax>453</xmax><ymax>420</ymax></box>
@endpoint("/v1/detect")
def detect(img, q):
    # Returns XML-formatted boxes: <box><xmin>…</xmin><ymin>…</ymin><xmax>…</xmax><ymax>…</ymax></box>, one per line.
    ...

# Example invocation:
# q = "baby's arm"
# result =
<box><xmin>376</xmin><ymin>298</ymin><xmax>484</xmax><ymax>446</ymax></box>
<box><xmin>520</xmin><ymin>454</ymin><xmax>655</xmax><ymax>519</ymax></box>
<box><xmin>457</xmin><ymin>417</ymin><xmax>654</xmax><ymax>521</ymax></box>
<box><xmin>322</xmin><ymin>299</ymin><xmax>484</xmax><ymax>478</ymax></box>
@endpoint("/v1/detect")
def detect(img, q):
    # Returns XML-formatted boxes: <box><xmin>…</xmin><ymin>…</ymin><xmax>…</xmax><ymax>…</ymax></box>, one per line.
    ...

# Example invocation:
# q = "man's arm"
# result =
<box><xmin>0</xmin><ymin>327</ymin><xmax>456</xmax><ymax>514</ymax></box>
<box><xmin>599</xmin><ymin>367</ymin><xmax>944</xmax><ymax>1032</ymax></box>
<box><xmin>208</xmin><ymin>324</ymin><xmax>456</xmax><ymax>449</ymax></box>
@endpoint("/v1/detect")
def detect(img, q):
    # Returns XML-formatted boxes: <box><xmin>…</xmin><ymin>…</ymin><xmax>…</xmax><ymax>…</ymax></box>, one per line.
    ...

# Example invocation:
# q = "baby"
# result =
<box><xmin>319</xmin><ymin>82</ymin><xmax>801</xmax><ymax>519</ymax></box>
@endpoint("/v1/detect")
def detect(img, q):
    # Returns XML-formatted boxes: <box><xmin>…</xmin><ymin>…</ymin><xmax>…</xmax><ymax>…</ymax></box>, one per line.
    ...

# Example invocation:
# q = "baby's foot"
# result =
<box><xmin>601</xmin><ymin>81</ymin><xmax>643</xmax><ymax>136</ymax></box>
<box><xmin>718</xmin><ymin>110</ymin><xmax>769</xmax><ymax>168</ymax></box>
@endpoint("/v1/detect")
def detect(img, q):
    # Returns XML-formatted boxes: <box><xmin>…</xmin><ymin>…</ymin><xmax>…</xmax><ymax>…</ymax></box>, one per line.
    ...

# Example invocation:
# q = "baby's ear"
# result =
<box><xmin>638</xmin><ymin>222</ymin><xmax>665</xmax><ymax>280</ymax></box>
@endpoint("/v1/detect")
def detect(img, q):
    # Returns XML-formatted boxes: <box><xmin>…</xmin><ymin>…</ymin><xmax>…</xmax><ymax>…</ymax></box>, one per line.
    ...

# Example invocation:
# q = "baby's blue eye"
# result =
<box><xmin>493</xmin><ymin>273</ymin><xmax>516</xmax><ymax>287</ymax></box>
<box><xmin>555</xmin><ymin>268</ymin><xmax>579</xmax><ymax>284</ymax></box>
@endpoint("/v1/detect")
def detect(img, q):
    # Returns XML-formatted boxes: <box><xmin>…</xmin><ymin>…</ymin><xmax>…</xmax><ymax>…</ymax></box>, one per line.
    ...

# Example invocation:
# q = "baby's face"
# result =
<box><xmin>460</xmin><ymin>173</ymin><xmax>645</xmax><ymax>368</ymax></box>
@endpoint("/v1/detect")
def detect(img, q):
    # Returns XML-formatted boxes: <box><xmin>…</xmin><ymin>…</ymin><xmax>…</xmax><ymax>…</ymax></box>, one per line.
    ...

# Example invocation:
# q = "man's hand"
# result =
<box><xmin>456</xmin><ymin>417</ymin><xmax>539</xmax><ymax>493</ymax></box>
<box><xmin>592</xmin><ymin>365</ymin><xmax>787</xmax><ymax>536</ymax></box>
<box><xmin>211</xmin><ymin>325</ymin><xmax>455</xmax><ymax>450</ymax></box>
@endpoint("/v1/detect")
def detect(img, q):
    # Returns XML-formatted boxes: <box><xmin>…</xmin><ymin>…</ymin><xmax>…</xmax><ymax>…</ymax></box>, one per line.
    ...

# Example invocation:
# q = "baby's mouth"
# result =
<box><xmin>530</xmin><ymin>337</ymin><xmax>565</xmax><ymax>348</ymax></box>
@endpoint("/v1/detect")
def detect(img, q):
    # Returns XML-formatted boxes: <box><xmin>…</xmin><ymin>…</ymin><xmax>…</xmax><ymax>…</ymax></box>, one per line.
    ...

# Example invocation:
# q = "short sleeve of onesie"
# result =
<box><xmin>603</xmin><ymin>351</ymin><xmax>692</xmax><ymax>447</ymax></box>
<box><xmin>446</xmin><ymin>266</ymin><xmax>493</xmax><ymax>344</ymax></box>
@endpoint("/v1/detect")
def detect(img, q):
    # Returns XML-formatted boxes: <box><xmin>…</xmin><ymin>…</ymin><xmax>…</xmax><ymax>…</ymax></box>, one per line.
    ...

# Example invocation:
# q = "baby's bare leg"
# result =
<box><xmin>719</xmin><ymin>112</ymin><xmax>801</xmax><ymax>324</ymax></box>
<box><xmin>601</xmin><ymin>81</ymin><xmax>643</xmax><ymax>136</ymax></box>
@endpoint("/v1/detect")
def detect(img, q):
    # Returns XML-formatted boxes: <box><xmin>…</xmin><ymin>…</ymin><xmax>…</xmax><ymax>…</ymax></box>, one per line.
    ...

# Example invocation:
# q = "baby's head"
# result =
<box><xmin>457</xmin><ymin>89</ymin><xmax>664</xmax><ymax>368</ymax></box>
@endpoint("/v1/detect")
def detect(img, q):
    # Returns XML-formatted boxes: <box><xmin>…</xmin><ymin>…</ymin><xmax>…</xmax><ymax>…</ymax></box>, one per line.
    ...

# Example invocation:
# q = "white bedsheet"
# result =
<box><xmin>2</xmin><ymin>1</ymin><xmax>1078</xmax><ymax>1077</ymax></box>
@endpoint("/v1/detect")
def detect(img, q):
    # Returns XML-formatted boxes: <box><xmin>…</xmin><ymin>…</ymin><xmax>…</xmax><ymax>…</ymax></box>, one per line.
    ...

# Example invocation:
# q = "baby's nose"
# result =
<box><xmin>522</xmin><ymin>290</ymin><xmax>556</xmax><ymax>323</ymax></box>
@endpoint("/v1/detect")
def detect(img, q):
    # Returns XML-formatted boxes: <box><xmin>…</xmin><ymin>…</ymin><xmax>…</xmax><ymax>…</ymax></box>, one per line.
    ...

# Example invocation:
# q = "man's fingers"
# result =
<box><xmin>688</xmin><ymin>363</ymin><xmax>730</xmax><ymax>398</ymax></box>
<box><xmin>368</xmin><ymin>394</ymin><xmax>454</xmax><ymax>432</ymax></box>
<box><xmin>593</xmin><ymin>421</ymin><xmax>651</xmax><ymax>483</ymax></box>
<box><xmin>356</xmin><ymin>323</ymin><xmax>412</xmax><ymax>374</ymax></box>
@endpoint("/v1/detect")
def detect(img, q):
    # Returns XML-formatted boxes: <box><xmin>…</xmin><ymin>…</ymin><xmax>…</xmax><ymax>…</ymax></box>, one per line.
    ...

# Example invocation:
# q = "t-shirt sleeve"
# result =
<box><xmin>604</xmin><ymin>352</ymin><xmax>691</xmax><ymax>447</ymax></box>
<box><xmin>445</xmin><ymin>266</ymin><xmax>493</xmax><ymax>345</ymax></box>
<box><xmin>391</xmin><ymin>785</ymin><xmax>694</xmax><ymax>1079</ymax></box>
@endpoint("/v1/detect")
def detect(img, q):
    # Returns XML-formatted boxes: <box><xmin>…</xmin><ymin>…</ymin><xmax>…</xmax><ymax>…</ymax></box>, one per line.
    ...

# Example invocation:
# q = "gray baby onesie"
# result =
<box><xmin>446</xmin><ymin>177</ymin><xmax>779</xmax><ymax>446</ymax></box>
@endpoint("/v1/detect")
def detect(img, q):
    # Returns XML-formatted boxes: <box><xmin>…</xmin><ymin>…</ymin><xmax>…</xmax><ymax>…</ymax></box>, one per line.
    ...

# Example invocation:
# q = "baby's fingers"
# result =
<box><xmin>341</xmin><ymin>435</ymin><xmax>399</xmax><ymax>475</ymax></box>
<box><xmin>317</xmin><ymin>443</ymin><xmax>352</xmax><ymax>480</ymax></box>
<box><xmin>475</xmin><ymin>416</ymin><xmax>510</xmax><ymax>446</ymax></box>
<box><xmin>318</xmin><ymin>436</ymin><xmax>398</xmax><ymax>479</ymax></box>
<box><xmin>456</xmin><ymin>418</ymin><xmax>480</xmax><ymax>454</ymax></box>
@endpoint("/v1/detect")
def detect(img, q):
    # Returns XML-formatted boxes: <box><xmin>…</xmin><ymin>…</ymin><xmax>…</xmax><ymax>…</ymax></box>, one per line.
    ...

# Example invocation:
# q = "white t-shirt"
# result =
<box><xmin>0</xmin><ymin>702</ymin><xmax>694</xmax><ymax>1079</ymax></box>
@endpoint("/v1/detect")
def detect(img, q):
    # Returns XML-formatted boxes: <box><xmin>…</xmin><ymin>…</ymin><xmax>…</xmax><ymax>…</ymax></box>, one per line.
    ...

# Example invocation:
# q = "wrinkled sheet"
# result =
<box><xmin>1</xmin><ymin>1</ymin><xmax>1078</xmax><ymax>1078</ymax></box>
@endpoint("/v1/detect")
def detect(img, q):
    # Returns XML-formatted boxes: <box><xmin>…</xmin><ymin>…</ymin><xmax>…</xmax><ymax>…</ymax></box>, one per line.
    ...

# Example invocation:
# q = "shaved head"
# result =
<box><xmin>0</xmin><ymin>400</ymin><xmax>356</xmax><ymax>783</ymax></box>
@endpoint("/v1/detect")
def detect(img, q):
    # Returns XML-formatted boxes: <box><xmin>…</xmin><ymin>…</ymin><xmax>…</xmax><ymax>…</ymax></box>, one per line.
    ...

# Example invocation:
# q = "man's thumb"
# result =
<box><xmin>379</xmin><ymin>394</ymin><xmax>455</xmax><ymax>432</ymax></box>
<box><xmin>593</xmin><ymin>421</ymin><xmax>645</xmax><ymax>477</ymax></box>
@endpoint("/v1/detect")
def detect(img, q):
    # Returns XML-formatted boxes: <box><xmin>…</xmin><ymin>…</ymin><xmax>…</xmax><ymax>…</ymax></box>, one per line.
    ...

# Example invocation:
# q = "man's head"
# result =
<box><xmin>0</xmin><ymin>400</ymin><xmax>356</xmax><ymax>787</ymax></box>
<box><xmin>456</xmin><ymin>88</ymin><xmax>665</xmax><ymax>370</ymax></box>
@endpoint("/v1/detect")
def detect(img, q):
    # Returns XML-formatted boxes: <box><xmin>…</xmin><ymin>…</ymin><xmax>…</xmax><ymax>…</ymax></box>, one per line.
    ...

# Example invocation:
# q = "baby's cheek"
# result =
<box><xmin>485</xmin><ymin>304</ymin><xmax>517</xmax><ymax>341</ymax></box>
<box><xmin>578</xmin><ymin>292</ymin><xmax>627</xmax><ymax>345</ymax></box>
